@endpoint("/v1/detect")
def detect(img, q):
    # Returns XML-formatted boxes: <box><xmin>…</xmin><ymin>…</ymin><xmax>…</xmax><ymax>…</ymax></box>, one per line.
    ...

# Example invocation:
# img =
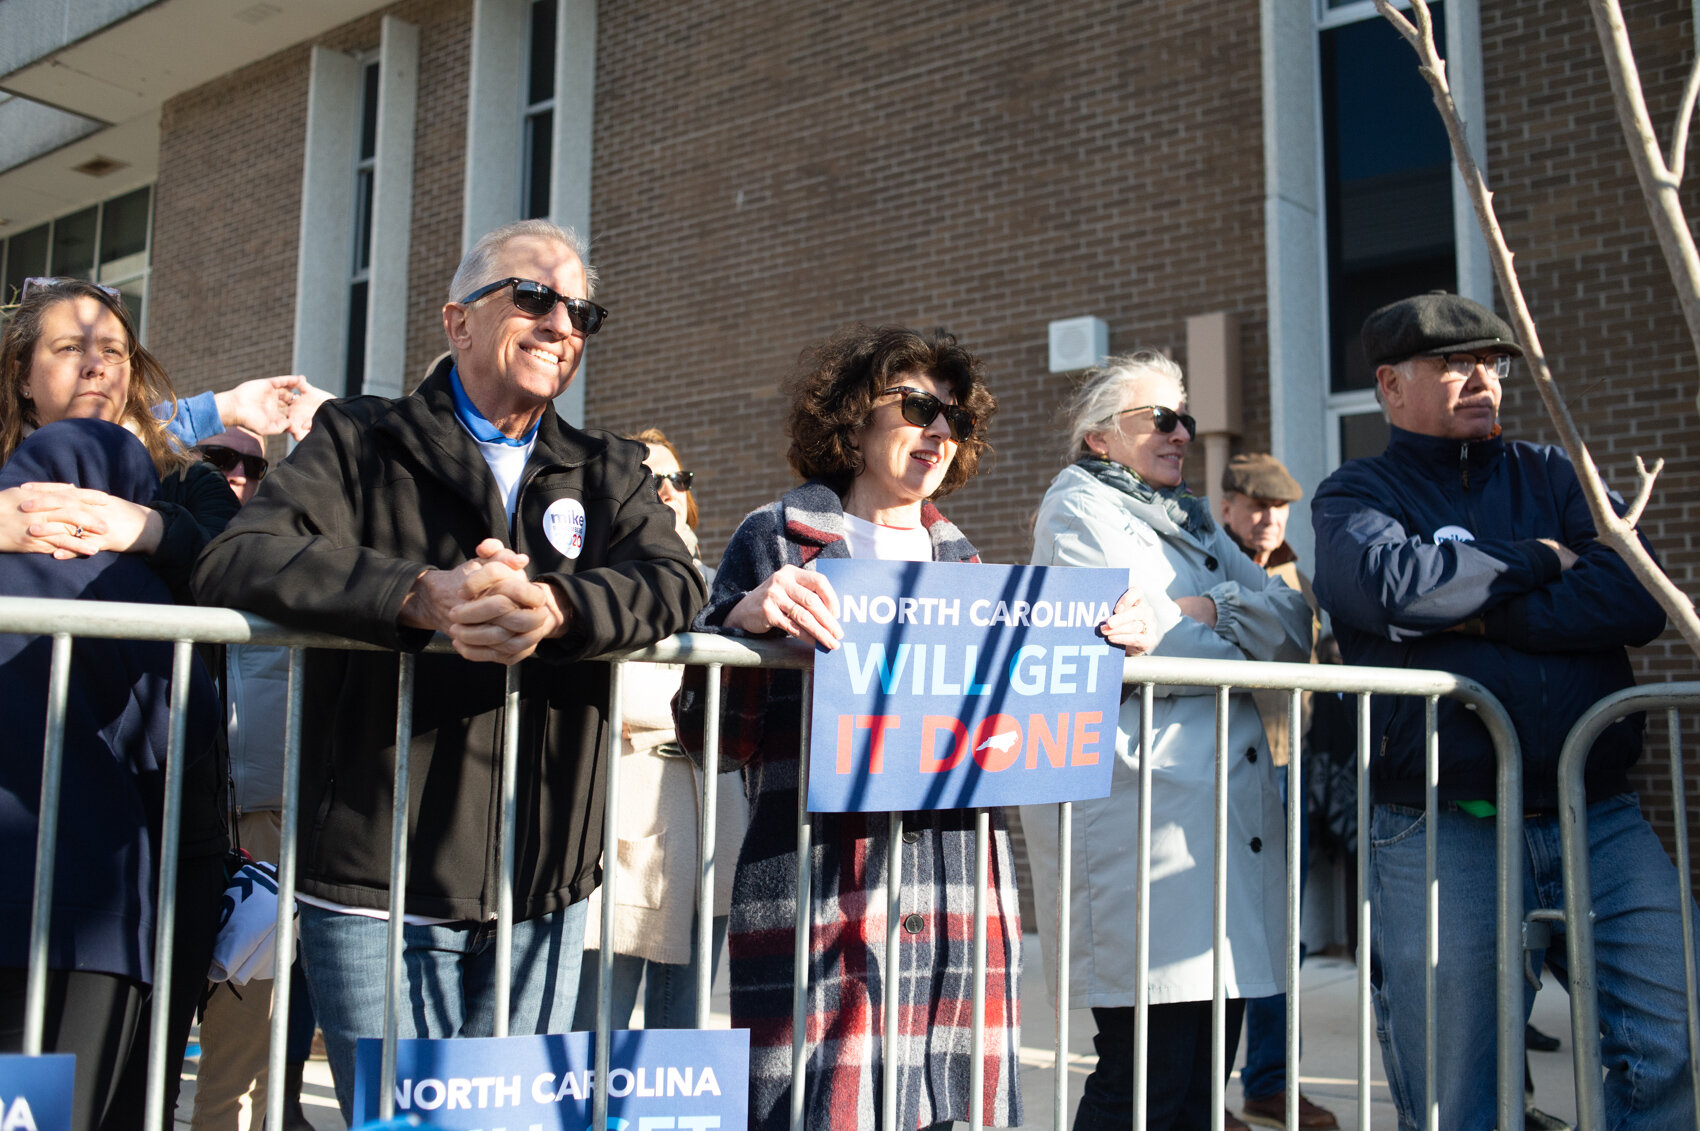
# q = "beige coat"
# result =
<box><xmin>1247</xmin><ymin>550</ymin><xmax>1320</xmax><ymax>766</ymax></box>
<box><xmin>1019</xmin><ymin>464</ymin><xmax>1313</xmax><ymax>1006</ymax></box>
<box><xmin>583</xmin><ymin>661</ymin><xmax>749</xmax><ymax>964</ymax></box>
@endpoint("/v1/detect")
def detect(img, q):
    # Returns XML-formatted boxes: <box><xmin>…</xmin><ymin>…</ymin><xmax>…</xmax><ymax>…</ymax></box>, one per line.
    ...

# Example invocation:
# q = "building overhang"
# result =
<box><xmin>0</xmin><ymin>0</ymin><xmax>392</xmax><ymax>235</ymax></box>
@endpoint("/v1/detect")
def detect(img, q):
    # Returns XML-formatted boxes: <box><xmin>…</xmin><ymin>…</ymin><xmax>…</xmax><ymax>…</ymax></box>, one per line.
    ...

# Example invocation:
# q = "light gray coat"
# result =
<box><xmin>1020</xmin><ymin>463</ymin><xmax>1313</xmax><ymax>1005</ymax></box>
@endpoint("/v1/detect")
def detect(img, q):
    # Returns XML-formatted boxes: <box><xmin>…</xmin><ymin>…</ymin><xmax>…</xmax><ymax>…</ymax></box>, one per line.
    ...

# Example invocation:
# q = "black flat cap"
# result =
<box><xmin>1361</xmin><ymin>291</ymin><xmax>1523</xmax><ymax>367</ymax></box>
<box><xmin>1221</xmin><ymin>452</ymin><xmax>1303</xmax><ymax>502</ymax></box>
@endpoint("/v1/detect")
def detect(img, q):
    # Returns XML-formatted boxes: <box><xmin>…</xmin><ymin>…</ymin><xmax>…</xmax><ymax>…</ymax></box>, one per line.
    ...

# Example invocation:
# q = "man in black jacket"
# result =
<box><xmin>1310</xmin><ymin>292</ymin><xmax>1688</xmax><ymax>1129</ymax></box>
<box><xmin>193</xmin><ymin>219</ymin><xmax>706</xmax><ymax>1118</ymax></box>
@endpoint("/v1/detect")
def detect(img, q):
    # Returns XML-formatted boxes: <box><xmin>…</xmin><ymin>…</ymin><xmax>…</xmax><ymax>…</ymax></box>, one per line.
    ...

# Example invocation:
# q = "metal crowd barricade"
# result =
<box><xmin>0</xmin><ymin>595</ymin><xmax>1529</xmax><ymax>1131</ymax></box>
<box><xmin>1556</xmin><ymin>681</ymin><xmax>1700</xmax><ymax>1131</ymax></box>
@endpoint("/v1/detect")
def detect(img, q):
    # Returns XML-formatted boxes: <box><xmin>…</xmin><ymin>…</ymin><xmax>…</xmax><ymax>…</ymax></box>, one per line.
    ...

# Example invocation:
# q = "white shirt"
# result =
<box><xmin>842</xmin><ymin>512</ymin><xmax>931</xmax><ymax>562</ymax></box>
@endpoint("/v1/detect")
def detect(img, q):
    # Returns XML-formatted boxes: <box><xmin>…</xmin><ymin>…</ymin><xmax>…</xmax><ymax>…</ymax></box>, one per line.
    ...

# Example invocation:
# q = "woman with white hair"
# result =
<box><xmin>1018</xmin><ymin>351</ymin><xmax>1313</xmax><ymax>1131</ymax></box>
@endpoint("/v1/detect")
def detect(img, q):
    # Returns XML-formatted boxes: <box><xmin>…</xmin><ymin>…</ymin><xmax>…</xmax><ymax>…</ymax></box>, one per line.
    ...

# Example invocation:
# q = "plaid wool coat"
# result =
<box><xmin>677</xmin><ymin>481</ymin><xmax>1023</xmax><ymax>1131</ymax></box>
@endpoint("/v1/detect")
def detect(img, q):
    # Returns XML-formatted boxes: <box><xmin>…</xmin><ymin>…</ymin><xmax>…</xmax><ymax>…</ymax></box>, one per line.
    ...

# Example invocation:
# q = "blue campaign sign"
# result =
<box><xmin>353</xmin><ymin>1028</ymin><xmax>748</xmax><ymax>1130</ymax></box>
<box><xmin>808</xmin><ymin>559</ymin><xmax>1128</xmax><ymax>812</ymax></box>
<box><xmin>0</xmin><ymin>1054</ymin><xmax>74</xmax><ymax>1131</ymax></box>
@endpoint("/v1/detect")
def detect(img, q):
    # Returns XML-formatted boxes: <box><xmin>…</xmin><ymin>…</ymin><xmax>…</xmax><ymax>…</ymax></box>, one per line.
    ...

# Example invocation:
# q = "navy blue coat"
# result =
<box><xmin>0</xmin><ymin>419</ymin><xmax>217</xmax><ymax>982</ymax></box>
<box><xmin>1311</xmin><ymin>426</ymin><xmax>1666</xmax><ymax>809</ymax></box>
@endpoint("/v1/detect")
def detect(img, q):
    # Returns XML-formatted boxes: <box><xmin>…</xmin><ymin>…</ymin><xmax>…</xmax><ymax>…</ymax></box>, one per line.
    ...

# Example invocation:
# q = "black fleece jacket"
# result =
<box><xmin>191</xmin><ymin>359</ymin><xmax>706</xmax><ymax>920</ymax></box>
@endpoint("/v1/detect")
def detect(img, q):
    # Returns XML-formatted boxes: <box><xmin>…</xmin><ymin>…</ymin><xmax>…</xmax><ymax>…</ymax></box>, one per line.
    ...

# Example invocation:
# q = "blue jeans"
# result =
<box><xmin>572</xmin><ymin>913</ymin><xmax>730</xmax><ymax>1030</ymax></box>
<box><xmin>1240</xmin><ymin>770</ymin><xmax>1311</xmax><ymax>1101</ymax></box>
<box><xmin>1369</xmin><ymin>793</ymin><xmax>1698</xmax><ymax>1131</ymax></box>
<box><xmin>298</xmin><ymin>899</ymin><xmax>588</xmax><ymax>1120</ymax></box>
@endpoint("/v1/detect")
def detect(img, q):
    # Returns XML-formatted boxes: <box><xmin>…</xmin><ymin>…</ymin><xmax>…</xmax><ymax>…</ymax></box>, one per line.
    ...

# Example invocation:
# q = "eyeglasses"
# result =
<box><xmin>1435</xmin><ymin>352</ymin><xmax>1512</xmax><ymax>379</ymax></box>
<box><xmin>880</xmin><ymin>386</ymin><xmax>977</xmax><ymax>442</ymax></box>
<box><xmin>197</xmin><ymin>444</ymin><xmax>269</xmax><ymax>481</ymax></box>
<box><xmin>21</xmin><ymin>277</ymin><xmax>125</xmax><ymax>302</ymax></box>
<box><xmin>650</xmin><ymin>470</ymin><xmax>694</xmax><ymax>493</ymax></box>
<box><xmin>1110</xmin><ymin>404</ymin><xmax>1197</xmax><ymax>437</ymax></box>
<box><xmin>457</xmin><ymin>277</ymin><xmax>609</xmax><ymax>335</ymax></box>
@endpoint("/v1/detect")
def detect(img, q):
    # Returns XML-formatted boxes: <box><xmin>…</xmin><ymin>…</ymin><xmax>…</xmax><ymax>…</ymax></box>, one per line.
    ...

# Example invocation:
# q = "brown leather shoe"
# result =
<box><xmin>1240</xmin><ymin>1090</ymin><xmax>1340</xmax><ymax>1129</ymax></box>
<box><xmin>1225</xmin><ymin>1107</ymin><xmax>1253</xmax><ymax>1131</ymax></box>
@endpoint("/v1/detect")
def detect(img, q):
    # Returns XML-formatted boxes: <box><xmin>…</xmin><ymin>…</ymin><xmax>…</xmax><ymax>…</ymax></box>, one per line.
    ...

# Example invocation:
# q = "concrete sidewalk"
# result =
<box><xmin>177</xmin><ymin>934</ymin><xmax>1580</xmax><ymax>1129</ymax></box>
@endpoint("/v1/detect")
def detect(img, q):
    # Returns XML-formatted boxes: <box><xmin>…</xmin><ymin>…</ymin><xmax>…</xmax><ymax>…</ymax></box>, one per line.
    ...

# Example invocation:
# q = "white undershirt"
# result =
<box><xmin>297</xmin><ymin>422</ymin><xmax>537</xmax><ymax>928</ymax></box>
<box><xmin>468</xmin><ymin>431</ymin><xmax>536</xmax><ymax>522</ymax></box>
<box><xmin>842</xmin><ymin>512</ymin><xmax>932</xmax><ymax>562</ymax></box>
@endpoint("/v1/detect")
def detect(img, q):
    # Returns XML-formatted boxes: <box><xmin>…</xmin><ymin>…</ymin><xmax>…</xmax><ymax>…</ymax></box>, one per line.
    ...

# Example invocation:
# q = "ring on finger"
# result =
<box><xmin>70</xmin><ymin>524</ymin><xmax>85</xmax><ymax>538</ymax></box>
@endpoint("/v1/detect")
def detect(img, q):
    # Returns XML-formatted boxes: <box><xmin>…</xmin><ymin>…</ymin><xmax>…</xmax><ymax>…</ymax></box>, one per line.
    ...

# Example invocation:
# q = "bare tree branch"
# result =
<box><xmin>1668</xmin><ymin>51</ymin><xmax>1700</xmax><ymax>184</ymax></box>
<box><xmin>1373</xmin><ymin>0</ymin><xmax>1700</xmax><ymax>660</ymax></box>
<box><xmin>1624</xmin><ymin>455</ymin><xmax>1665</xmax><ymax>529</ymax></box>
<box><xmin>1589</xmin><ymin>0</ymin><xmax>1700</xmax><ymax>415</ymax></box>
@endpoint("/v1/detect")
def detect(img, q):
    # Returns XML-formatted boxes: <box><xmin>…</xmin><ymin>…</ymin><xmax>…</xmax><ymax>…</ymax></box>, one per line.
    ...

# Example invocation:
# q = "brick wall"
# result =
<box><xmin>582</xmin><ymin>0</ymin><xmax>1269</xmax><ymax>571</ymax></box>
<box><xmin>1481</xmin><ymin>1</ymin><xmax>1700</xmax><ymax>882</ymax></box>
<box><xmin>150</xmin><ymin>0</ymin><xmax>471</xmax><ymax>429</ymax></box>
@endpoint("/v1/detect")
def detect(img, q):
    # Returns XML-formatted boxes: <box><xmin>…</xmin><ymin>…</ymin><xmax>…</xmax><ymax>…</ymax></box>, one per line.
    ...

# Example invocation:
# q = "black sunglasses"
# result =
<box><xmin>1111</xmin><ymin>404</ymin><xmax>1196</xmax><ymax>437</ymax></box>
<box><xmin>198</xmin><ymin>444</ymin><xmax>269</xmax><ymax>481</ymax></box>
<box><xmin>458</xmin><ymin>277</ymin><xmax>609</xmax><ymax>336</ymax></box>
<box><xmin>881</xmin><ymin>386</ymin><xmax>977</xmax><ymax>442</ymax></box>
<box><xmin>650</xmin><ymin>470</ymin><xmax>694</xmax><ymax>493</ymax></box>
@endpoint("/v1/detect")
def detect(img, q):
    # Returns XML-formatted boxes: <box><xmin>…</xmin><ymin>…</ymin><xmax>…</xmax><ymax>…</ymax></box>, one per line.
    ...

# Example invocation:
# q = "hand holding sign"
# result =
<box><xmin>1099</xmin><ymin>587</ymin><xmax>1160</xmax><ymax>655</ymax></box>
<box><xmin>725</xmin><ymin>563</ymin><xmax>844</xmax><ymax>650</ymax></box>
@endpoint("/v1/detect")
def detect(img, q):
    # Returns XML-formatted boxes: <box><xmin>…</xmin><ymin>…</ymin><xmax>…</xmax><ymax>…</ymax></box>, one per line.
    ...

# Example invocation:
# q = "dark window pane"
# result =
<box><xmin>528</xmin><ymin>0</ymin><xmax>558</xmax><ymax>107</ymax></box>
<box><xmin>4</xmin><ymin>225</ymin><xmax>49</xmax><ymax>302</ymax></box>
<box><xmin>50</xmin><ymin>207</ymin><xmax>99</xmax><ymax>279</ymax></box>
<box><xmin>1322</xmin><ymin>5</ymin><xmax>1455</xmax><ymax>393</ymax></box>
<box><xmin>359</xmin><ymin>61</ymin><xmax>381</xmax><ymax>161</ymax></box>
<box><xmin>524</xmin><ymin>110</ymin><xmax>553</xmax><ymax>219</ymax></box>
<box><xmin>116</xmin><ymin>278</ymin><xmax>146</xmax><ymax>334</ymax></box>
<box><xmin>100</xmin><ymin>186</ymin><xmax>152</xmax><ymax>266</ymax></box>
<box><xmin>1340</xmin><ymin>411</ymin><xmax>1391</xmax><ymax>462</ymax></box>
<box><xmin>345</xmin><ymin>280</ymin><xmax>369</xmax><ymax>396</ymax></box>
<box><xmin>353</xmin><ymin>168</ymin><xmax>376</xmax><ymax>273</ymax></box>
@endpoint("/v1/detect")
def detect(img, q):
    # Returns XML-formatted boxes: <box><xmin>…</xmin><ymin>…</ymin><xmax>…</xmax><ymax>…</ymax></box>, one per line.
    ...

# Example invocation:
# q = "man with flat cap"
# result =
<box><xmin>1310</xmin><ymin>292</ymin><xmax>1689</xmax><ymax>1128</ymax></box>
<box><xmin>1219</xmin><ymin>453</ymin><xmax>1336</xmax><ymax>1130</ymax></box>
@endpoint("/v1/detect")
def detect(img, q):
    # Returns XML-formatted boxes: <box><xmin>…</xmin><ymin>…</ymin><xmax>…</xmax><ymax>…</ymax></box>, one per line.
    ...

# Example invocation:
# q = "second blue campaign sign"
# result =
<box><xmin>808</xmin><ymin>559</ymin><xmax>1128</xmax><ymax>812</ymax></box>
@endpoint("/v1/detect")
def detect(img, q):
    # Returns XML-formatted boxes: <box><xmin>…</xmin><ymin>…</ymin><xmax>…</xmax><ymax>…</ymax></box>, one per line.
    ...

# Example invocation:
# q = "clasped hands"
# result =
<box><xmin>0</xmin><ymin>482</ymin><xmax>164</xmax><ymax>558</ymax></box>
<box><xmin>400</xmin><ymin>538</ymin><xmax>569</xmax><ymax>665</ymax></box>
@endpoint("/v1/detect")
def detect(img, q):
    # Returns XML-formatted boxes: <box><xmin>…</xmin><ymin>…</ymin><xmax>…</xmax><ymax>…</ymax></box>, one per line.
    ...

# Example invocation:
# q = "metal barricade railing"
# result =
<box><xmin>1557</xmin><ymin>681</ymin><xmax>1700</xmax><ymax>1131</ymax></box>
<box><xmin>0</xmin><ymin>595</ymin><xmax>1531</xmax><ymax>1131</ymax></box>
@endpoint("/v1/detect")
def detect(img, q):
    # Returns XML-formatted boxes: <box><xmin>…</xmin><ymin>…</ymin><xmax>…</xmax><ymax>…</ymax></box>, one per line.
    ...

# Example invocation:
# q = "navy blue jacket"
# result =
<box><xmin>0</xmin><ymin>420</ymin><xmax>218</xmax><ymax>982</ymax></box>
<box><xmin>1311</xmin><ymin>426</ymin><xmax>1665</xmax><ymax>809</ymax></box>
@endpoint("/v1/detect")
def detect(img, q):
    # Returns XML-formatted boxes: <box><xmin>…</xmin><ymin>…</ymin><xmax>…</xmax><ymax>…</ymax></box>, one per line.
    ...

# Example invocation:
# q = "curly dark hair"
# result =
<box><xmin>783</xmin><ymin>325</ymin><xmax>995</xmax><ymax>498</ymax></box>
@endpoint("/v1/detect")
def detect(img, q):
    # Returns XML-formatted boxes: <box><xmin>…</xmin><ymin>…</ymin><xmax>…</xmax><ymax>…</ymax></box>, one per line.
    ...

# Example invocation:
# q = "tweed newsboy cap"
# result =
<box><xmin>1360</xmin><ymin>291</ymin><xmax>1523</xmax><ymax>367</ymax></box>
<box><xmin>1221</xmin><ymin>452</ymin><xmax>1303</xmax><ymax>502</ymax></box>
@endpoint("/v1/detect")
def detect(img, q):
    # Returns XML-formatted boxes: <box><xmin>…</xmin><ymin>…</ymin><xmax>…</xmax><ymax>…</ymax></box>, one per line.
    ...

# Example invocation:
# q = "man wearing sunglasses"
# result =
<box><xmin>1312</xmin><ymin>292</ymin><xmax>1686</xmax><ymax>1129</ymax></box>
<box><xmin>193</xmin><ymin>219</ymin><xmax>705</xmax><ymax>1121</ymax></box>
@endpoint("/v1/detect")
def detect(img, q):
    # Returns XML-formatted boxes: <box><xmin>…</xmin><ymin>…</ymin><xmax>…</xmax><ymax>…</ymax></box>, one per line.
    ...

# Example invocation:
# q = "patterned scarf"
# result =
<box><xmin>1072</xmin><ymin>454</ymin><xmax>1215</xmax><ymax>535</ymax></box>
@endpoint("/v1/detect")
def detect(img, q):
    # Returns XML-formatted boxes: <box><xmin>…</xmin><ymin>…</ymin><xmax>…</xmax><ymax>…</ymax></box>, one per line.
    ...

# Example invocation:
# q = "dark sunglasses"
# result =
<box><xmin>21</xmin><ymin>276</ymin><xmax>124</xmax><ymax>302</ymax></box>
<box><xmin>197</xmin><ymin>444</ymin><xmax>269</xmax><ymax>481</ymax></box>
<box><xmin>1111</xmin><ymin>404</ymin><xmax>1196</xmax><ymax>437</ymax></box>
<box><xmin>457</xmin><ymin>277</ymin><xmax>609</xmax><ymax>336</ymax></box>
<box><xmin>650</xmin><ymin>470</ymin><xmax>694</xmax><ymax>493</ymax></box>
<box><xmin>881</xmin><ymin>386</ymin><xmax>977</xmax><ymax>442</ymax></box>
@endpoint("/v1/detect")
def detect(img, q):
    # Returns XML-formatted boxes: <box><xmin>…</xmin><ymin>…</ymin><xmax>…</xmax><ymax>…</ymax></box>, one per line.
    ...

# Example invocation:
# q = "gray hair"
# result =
<box><xmin>1061</xmin><ymin>350</ymin><xmax>1187</xmax><ymax>461</ymax></box>
<box><xmin>448</xmin><ymin>219</ymin><xmax>598</xmax><ymax>304</ymax></box>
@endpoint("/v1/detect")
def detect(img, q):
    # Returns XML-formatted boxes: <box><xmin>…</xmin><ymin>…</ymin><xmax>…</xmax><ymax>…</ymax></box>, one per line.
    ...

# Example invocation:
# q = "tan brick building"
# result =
<box><xmin>3</xmin><ymin>0</ymin><xmax>1697</xmax><ymax>908</ymax></box>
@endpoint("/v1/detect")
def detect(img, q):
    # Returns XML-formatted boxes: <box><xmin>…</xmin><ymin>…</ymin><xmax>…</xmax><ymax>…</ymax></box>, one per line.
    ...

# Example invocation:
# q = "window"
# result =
<box><xmin>1</xmin><ymin>186</ymin><xmax>155</xmax><ymax>332</ymax></box>
<box><xmin>523</xmin><ymin>0</ymin><xmax>557</xmax><ymax>220</ymax></box>
<box><xmin>1320</xmin><ymin>1</ymin><xmax>1452</xmax><ymax>463</ymax></box>
<box><xmin>346</xmin><ymin>57</ymin><xmax>380</xmax><ymax>396</ymax></box>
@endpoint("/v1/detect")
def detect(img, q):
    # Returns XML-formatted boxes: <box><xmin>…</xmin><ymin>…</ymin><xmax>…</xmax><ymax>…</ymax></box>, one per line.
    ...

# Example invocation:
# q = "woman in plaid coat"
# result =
<box><xmin>678</xmin><ymin>325</ymin><xmax>1058</xmax><ymax>1130</ymax></box>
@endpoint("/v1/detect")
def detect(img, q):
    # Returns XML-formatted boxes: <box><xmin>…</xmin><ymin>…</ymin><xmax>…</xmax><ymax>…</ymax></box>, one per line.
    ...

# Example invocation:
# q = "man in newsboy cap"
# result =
<box><xmin>1310</xmin><ymin>292</ymin><xmax>1689</xmax><ymax>1128</ymax></box>
<box><xmin>1218</xmin><ymin>453</ymin><xmax>1336</xmax><ymax>1130</ymax></box>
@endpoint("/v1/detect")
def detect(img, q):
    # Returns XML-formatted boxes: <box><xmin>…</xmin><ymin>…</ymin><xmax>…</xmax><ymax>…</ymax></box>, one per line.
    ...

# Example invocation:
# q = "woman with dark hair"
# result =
<box><xmin>678</xmin><ymin>325</ymin><xmax>1098</xmax><ymax>1130</ymax></box>
<box><xmin>576</xmin><ymin>427</ymin><xmax>748</xmax><ymax>1030</ymax></box>
<box><xmin>0</xmin><ymin>278</ymin><xmax>232</xmax><ymax>1131</ymax></box>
